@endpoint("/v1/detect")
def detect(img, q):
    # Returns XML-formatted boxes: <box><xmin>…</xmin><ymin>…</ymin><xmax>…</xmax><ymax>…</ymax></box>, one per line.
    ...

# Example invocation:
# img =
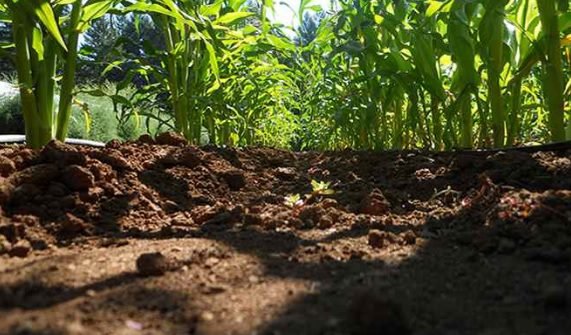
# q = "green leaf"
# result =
<box><xmin>200</xmin><ymin>0</ymin><xmax>223</xmax><ymax>16</ymax></box>
<box><xmin>426</xmin><ymin>0</ymin><xmax>453</xmax><ymax>17</ymax></box>
<box><xmin>214</xmin><ymin>12</ymin><xmax>253</xmax><ymax>26</ymax></box>
<box><xmin>26</xmin><ymin>0</ymin><xmax>67</xmax><ymax>51</ymax></box>
<box><xmin>267</xmin><ymin>35</ymin><xmax>296</xmax><ymax>51</ymax></box>
<box><xmin>205</xmin><ymin>40</ymin><xmax>220</xmax><ymax>80</ymax></box>
<box><xmin>31</xmin><ymin>26</ymin><xmax>44</xmax><ymax>61</ymax></box>
<box><xmin>77</xmin><ymin>0</ymin><xmax>116</xmax><ymax>32</ymax></box>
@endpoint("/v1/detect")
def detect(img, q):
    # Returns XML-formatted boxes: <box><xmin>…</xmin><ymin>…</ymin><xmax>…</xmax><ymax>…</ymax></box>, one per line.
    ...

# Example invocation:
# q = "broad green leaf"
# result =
<box><xmin>26</xmin><ymin>0</ymin><xmax>67</xmax><ymax>51</ymax></box>
<box><xmin>200</xmin><ymin>0</ymin><xmax>223</xmax><ymax>16</ymax></box>
<box><xmin>214</xmin><ymin>12</ymin><xmax>253</xmax><ymax>25</ymax></box>
<box><xmin>267</xmin><ymin>35</ymin><xmax>296</xmax><ymax>51</ymax></box>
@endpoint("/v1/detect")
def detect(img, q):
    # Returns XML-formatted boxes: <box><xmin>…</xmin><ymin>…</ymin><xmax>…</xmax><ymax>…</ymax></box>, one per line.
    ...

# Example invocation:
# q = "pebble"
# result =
<box><xmin>368</xmin><ymin>230</ymin><xmax>398</xmax><ymax>249</ymax></box>
<box><xmin>200</xmin><ymin>311</ymin><xmax>215</xmax><ymax>321</ymax></box>
<box><xmin>136</xmin><ymin>252</ymin><xmax>170</xmax><ymax>276</ymax></box>
<box><xmin>8</xmin><ymin>239</ymin><xmax>31</xmax><ymax>258</ymax></box>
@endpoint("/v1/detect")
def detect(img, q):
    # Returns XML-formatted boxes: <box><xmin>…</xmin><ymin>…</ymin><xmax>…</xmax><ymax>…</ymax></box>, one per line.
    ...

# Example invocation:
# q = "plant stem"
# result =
<box><xmin>12</xmin><ymin>13</ymin><xmax>41</xmax><ymax>148</ymax></box>
<box><xmin>55</xmin><ymin>1</ymin><xmax>82</xmax><ymax>141</ymax></box>
<box><xmin>537</xmin><ymin>0</ymin><xmax>565</xmax><ymax>142</ymax></box>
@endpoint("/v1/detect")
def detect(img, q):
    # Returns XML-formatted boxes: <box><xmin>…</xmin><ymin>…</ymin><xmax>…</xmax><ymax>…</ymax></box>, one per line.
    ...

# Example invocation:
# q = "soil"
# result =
<box><xmin>0</xmin><ymin>136</ymin><xmax>570</xmax><ymax>335</ymax></box>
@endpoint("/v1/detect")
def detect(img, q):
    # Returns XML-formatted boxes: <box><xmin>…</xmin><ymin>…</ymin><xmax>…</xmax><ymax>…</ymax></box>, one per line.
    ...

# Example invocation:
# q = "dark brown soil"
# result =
<box><xmin>1</xmin><ymin>137</ymin><xmax>570</xmax><ymax>335</ymax></box>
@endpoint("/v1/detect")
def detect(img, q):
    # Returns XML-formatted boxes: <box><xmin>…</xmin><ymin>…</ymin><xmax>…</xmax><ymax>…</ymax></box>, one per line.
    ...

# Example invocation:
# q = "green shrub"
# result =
<box><xmin>0</xmin><ymin>93</ymin><xmax>24</xmax><ymax>134</ymax></box>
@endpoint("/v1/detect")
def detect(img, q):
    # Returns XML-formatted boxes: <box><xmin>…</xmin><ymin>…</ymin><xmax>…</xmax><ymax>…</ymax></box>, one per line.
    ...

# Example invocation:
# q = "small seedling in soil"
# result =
<box><xmin>285</xmin><ymin>180</ymin><xmax>335</xmax><ymax>217</ymax></box>
<box><xmin>310</xmin><ymin>180</ymin><xmax>335</xmax><ymax>197</ymax></box>
<box><xmin>284</xmin><ymin>193</ymin><xmax>303</xmax><ymax>208</ymax></box>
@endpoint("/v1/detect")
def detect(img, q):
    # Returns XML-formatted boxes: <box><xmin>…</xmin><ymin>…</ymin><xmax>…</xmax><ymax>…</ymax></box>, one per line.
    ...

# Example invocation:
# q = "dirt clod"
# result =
<box><xmin>368</xmin><ymin>229</ymin><xmax>397</xmax><ymax>249</ymax></box>
<box><xmin>8</xmin><ymin>239</ymin><xmax>31</xmax><ymax>258</ymax></box>
<box><xmin>138</xmin><ymin>134</ymin><xmax>155</xmax><ymax>144</ymax></box>
<box><xmin>221</xmin><ymin>170</ymin><xmax>246</xmax><ymax>190</ymax></box>
<box><xmin>155</xmin><ymin>132</ymin><xmax>188</xmax><ymax>146</ymax></box>
<box><xmin>0</xmin><ymin>155</ymin><xmax>16</xmax><ymax>176</ymax></box>
<box><xmin>402</xmin><ymin>230</ymin><xmax>417</xmax><ymax>245</ymax></box>
<box><xmin>40</xmin><ymin>141</ymin><xmax>86</xmax><ymax>167</ymax></box>
<box><xmin>360</xmin><ymin>189</ymin><xmax>391</xmax><ymax>215</ymax></box>
<box><xmin>136</xmin><ymin>252</ymin><xmax>171</xmax><ymax>276</ymax></box>
<box><xmin>8</xmin><ymin>164</ymin><xmax>59</xmax><ymax>186</ymax></box>
<box><xmin>62</xmin><ymin>165</ymin><xmax>95</xmax><ymax>191</ymax></box>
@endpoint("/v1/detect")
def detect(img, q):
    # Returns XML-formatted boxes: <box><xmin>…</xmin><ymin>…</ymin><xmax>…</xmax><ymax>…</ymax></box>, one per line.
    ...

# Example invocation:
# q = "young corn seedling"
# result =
<box><xmin>284</xmin><ymin>179</ymin><xmax>335</xmax><ymax>212</ymax></box>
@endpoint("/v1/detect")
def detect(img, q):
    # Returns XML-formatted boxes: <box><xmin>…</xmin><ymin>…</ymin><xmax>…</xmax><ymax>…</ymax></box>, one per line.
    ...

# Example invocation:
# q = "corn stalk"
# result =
<box><xmin>537</xmin><ymin>0</ymin><xmax>566</xmax><ymax>141</ymax></box>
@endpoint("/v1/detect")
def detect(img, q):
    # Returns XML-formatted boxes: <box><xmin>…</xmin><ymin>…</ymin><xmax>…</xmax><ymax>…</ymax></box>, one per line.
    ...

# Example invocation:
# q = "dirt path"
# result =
<box><xmin>1</xmin><ymin>135</ymin><xmax>570</xmax><ymax>334</ymax></box>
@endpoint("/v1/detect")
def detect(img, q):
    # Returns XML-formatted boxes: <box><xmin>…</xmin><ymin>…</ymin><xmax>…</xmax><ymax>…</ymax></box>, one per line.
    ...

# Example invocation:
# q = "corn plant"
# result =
<box><xmin>0</xmin><ymin>0</ymin><xmax>117</xmax><ymax>148</ymax></box>
<box><xmin>537</xmin><ymin>0</ymin><xmax>566</xmax><ymax>141</ymax></box>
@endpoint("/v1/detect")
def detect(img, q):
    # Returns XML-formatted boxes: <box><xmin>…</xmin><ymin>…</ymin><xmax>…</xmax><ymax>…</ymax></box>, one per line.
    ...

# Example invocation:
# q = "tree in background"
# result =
<box><xmin>296</xmin><ymin>11</ymin><xmax>326</xmax><ymax>47</ymax></box>
<box><xmin>0</xmin><ymin>23</ymin><xmax>14</xmax><ymax>76</ymax></box>
<box><xmin>78</xmin><ymin>14</ymin><xmax>164</xmax><ymax>84</ymax></box>
<box><xmin>77</xmin><ymin>15</ymin><xmax>122</xmax><ymax>83</ymax></box>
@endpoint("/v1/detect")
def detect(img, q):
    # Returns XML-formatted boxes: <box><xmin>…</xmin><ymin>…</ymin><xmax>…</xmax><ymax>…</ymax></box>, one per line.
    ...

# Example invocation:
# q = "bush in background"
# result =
<box><xmin>0</xmin><ymin>80</ymin><xmax>163</xmax><ymax>142</ymax></box>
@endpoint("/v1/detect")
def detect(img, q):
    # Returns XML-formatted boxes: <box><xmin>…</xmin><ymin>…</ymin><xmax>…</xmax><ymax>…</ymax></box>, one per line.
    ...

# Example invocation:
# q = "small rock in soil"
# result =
<box><xmin>60</xmin><ymin>213</ymin><xmax>89</xmax><ymax>235</ymax></box>
<box><xmin>321</xmin><ymin>198</ymin><xmax>338</xmax><ymax>209</ymax></box>
<box><xmin>402</xmin><ymin>230</ymin><xmax>417</xmax><ymax>245</ymax></box>
<box><xmin>0</xmin><ymin>155</ymin><xmax>15</xmax><ymax>176</ymax></box>
<box><xmin>350</xmin><ymin>289</ymin><xmax>411</xmax><ymax>335</ymax></box>
<box><xmin>0</xmin><ymin>222</ymin><xmax>25</xmax><ymax>243</ymax></box>
<box><xmin>62</xmin><ymin>165</ymin><xmax>95</xmax><ymax>191</ymax></box>
<box><xmin>360</xmin><ymin>189</ymin><xmax>391</xmax><ymax>215</ymax></box>
<box><xmin>200</xmin><ymin>311</ymin><xmax>215</xmax><ymax>322</ymax></box>
<box><xmin>79</xmin><ymin>187</ymin><xmax>105</xmax><ymax>203</ymax></box>
<box><xmin>221</xmin><ymin>170</ymin><xmax>246</xmax><ymax>190</ymax></box>
<box><xmin>105</xmin><ymin>139</ymin><xmax>122</xmax><ymax>149</ymax></box>
<box><xmin>318</xmin><ymin>215</ymin><xmax>334</xmax><ymax>229</ymax></box>
<box><xmin>138</xmin><ymin>134</ymin><xmax>155</xmax><ymax>144</ymax></box>
<box><xmin>156</xmin><ymin>132</ymin><xmax>188</xmax><ymax>146</ymax></box>
<box><xmin>13</xmin><ymin>215</ymin><xmax>39</xmax><ymax>227</ymax></box>
<box><xmin>368</xmin><ymin>230</ymin><xmax>398</xmax><ymax>249</ymax></box>
<box><xmin>136</xmin><ymin>252</ymin><xmax>171</xmax><ymax>276</ymax></box>
<box><xmin>8</xmin><ymin>239</ymin><xmax>32</xmax><ymax>258</ymax></box>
